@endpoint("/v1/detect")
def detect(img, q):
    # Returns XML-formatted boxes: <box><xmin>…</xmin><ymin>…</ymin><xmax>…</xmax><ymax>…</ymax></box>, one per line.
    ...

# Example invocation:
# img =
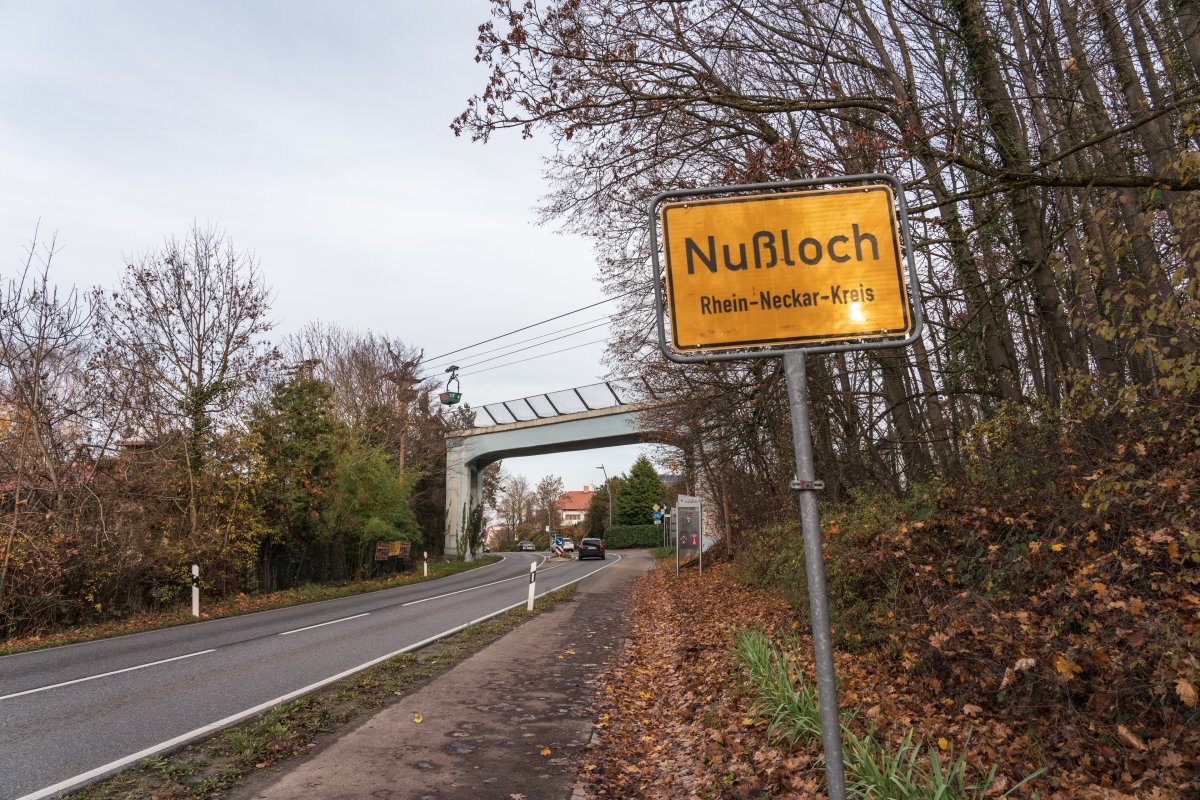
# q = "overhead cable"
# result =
<box><xmin>422</xmin><ymin>290</ymin><xmax>635</xmax><ymax>364</ymax></box>
<box><xmin>458</xmin><ymin>337</ymin><xmax>609</xmax><ymax>377</ymax></box>
<box><xmin>419</xmin><ymin>315</ymin><xmax>613</xmax><ymax>376</ymax></box>
<box><xmin>428</xmin><ymin>320</ymin><xmax>613</xmax><ymax>376</ymax></box>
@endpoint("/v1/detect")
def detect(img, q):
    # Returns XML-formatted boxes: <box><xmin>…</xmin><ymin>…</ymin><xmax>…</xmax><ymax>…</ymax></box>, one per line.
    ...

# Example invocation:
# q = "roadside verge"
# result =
<box><xmin>234</xmin><ymin>550</ymin><xmax>655</xmax><ymax>800</ymax></box>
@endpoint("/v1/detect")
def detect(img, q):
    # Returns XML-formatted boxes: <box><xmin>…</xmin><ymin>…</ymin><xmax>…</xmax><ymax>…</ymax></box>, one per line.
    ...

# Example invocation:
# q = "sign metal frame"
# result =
<box><xmin>649</xmin><ymin>173</ymin><xmax>923</xmax><ymax>363</ymax></box>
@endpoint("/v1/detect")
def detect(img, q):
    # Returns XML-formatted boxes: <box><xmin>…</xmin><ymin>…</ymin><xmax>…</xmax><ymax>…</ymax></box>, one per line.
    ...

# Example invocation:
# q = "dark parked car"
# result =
<box><xmin>518</xmin><ymin>540</ymin><xmax>536</xmax><ymax>552</ymax></box>
<box><xmin>577</xmin><ymin>537</ymin><xmax>605</xmax><ymax>560</ymax></box>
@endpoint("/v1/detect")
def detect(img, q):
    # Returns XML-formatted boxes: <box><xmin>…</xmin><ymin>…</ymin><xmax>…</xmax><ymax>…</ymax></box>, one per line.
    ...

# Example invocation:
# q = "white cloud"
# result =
<box><xmin>0</xmin><ymin>0</ymin><xmax>655</xmax><ymax>488</ymax></box>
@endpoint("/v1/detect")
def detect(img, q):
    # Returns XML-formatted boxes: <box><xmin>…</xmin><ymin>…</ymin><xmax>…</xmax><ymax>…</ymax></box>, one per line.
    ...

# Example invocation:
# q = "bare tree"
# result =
<box><xmin>535</xmin><ymin>474</ymin><xmax>565</xmax><ymax>535</ymax></box>
<box><xmin>0</xmin><ymin>229</ymin><xmax>97</xmax><ymax>628</ymax></box>
<box><xmin>460</xmin><ymin>0</ymin><xmax>1200</xmax><ymax>502</ymax></box>
<box><xmin>93</xmin><ymin>223</ymin><xmax>277</xmax><ymax>537</ymax></box>
<box><xmin>497</xmin><ymin>472</ymin><xmax>532</xmax><ymax>540</ymax></box>
<box><xmin>284</xmin><ymin>322</ymin><xmax>427</xmax><ymax>469</ymax></box>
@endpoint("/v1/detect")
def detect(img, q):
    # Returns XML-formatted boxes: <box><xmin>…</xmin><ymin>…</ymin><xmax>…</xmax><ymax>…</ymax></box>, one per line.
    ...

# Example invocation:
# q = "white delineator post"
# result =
<box><xmin>527</xmin><ymin>561</ymin><xmax>537</xmax><ymax>611</ymax></box>
<box><xmin>191</xmin><ymin>564</ymin><xmax>200</xmax><ymax>618</ymax></box>
<box><xmin>423</xmin><ymin>551</ymin><xmax>429</xmax><ymax>578</ymax></box>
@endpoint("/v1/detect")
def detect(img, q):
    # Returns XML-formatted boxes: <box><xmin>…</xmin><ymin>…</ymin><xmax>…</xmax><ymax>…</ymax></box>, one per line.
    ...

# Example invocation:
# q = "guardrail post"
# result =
<box><xmin>527</xmin><ymin>561</ymin><xmax>537</xmax><ymax>611</ymax></box>
<box><xmin>191</xmin><ymin>564</ymin><xmax>200</xmax><ymax>617</ymax></box>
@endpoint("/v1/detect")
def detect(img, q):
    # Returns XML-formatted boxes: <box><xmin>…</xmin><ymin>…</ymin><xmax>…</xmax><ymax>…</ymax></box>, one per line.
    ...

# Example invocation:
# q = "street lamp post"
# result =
<box><xmin>596</xmin><ymin>465</ymin><xmax>613</xmax><ymax>531</ymax></box>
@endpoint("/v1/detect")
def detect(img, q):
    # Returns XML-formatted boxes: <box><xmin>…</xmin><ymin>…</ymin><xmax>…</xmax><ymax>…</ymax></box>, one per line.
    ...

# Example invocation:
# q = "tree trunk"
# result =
<box><xmin>911</xmin><ymin>333</ymin><xmax>955</xmax><ymax>465</ymax></box>
<box><xmin>947</xmin><ymin>0</ymin><xmax>1084</xmax><ymax>386</ymax></box>
<box><xmin>861</xmin><ymin>0</ymin><xmax>1025</xmax><ymax>402</ymax></box>
<box><xmin>873</xmin><ymin>350</ymin><xmax>934</xmax><ymax>483</ymax></box>
<box><xmin>1099</xmin><ymin>0</ymin><xmax>1200</xmax><ymax>291</ymax></box>
<box><xmin>1175</xmin><ymin>0</ymin><xmax>1200</xmax><ymax>77</ymax></box>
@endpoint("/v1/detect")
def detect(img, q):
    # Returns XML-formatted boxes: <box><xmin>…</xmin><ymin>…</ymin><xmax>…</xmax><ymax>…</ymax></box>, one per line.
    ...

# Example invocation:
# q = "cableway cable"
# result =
<box><xmin>437</xmin><ymin>320</ymin><xmax>614</xmax><ymax>375</ymax></box>
<box><xmin>458</xmin><ymin>337</ymin><xmax>609</xmax><ymax>378</ymax></box>
<box><xmin>418</xmin><ymin>315</ymin><xmax>612</xmax><ymax>376</ymax></box>
<box><xmin>422</xmin><ymin>290</ymin><xmax>635</xmax><ymax>364</ymax></box>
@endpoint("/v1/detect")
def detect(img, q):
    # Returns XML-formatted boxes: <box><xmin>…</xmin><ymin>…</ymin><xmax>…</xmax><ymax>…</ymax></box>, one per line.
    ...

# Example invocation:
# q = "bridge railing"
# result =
<box><xmin>473</xmin><ymin>377</ymin><xmax>655</xmax><ymax>427</ymax></box>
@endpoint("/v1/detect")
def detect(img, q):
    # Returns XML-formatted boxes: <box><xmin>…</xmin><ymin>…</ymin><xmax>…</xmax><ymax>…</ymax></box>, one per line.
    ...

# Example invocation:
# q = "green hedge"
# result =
<box><xmin>602</xmin><ymin>524</ymin><xmax>662</xmax><ymax>549</ymax></box>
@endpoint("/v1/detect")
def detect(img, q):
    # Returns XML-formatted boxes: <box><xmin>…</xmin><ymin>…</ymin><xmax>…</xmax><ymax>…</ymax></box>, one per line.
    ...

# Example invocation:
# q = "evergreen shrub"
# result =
<box><xmin>602</xmin><ymin>524</ymin><xmax>661</xmax><ymax>548</ymax></box>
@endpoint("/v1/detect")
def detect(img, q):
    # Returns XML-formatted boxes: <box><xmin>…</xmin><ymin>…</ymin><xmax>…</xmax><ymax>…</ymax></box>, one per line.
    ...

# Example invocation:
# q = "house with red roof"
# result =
<box><xmin>555</xmin><ymin>486</ymin><xmax>595</xmax><ymax>528</ymax></box>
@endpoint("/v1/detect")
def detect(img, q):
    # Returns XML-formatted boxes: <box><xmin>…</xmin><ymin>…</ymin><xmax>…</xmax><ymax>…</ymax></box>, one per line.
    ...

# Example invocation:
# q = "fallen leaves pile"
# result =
<box><xmin>579</xmin><ymin>546</ymin><xmax>1198</xmax><ymax>799</ymax></box>
<box><xmin>581</xmin><ymin>561</ymin><xmax>813</xmax><ymax>799</ymax></box>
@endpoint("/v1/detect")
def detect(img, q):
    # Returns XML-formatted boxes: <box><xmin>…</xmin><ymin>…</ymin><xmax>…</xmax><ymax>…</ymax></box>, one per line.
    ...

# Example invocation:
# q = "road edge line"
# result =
<box><xmin>15</xmin><ymin>553</ymin><xmax>621</xmax><ymax>800</ymax></box>
<box><xmin>0</xmin><ymin>556</ymin><xmax>508</xmax><ymax>662</ymax></box>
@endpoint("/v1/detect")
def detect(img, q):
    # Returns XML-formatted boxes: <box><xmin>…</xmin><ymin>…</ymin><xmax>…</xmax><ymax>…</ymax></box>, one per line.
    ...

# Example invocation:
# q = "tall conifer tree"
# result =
<box><xmin>616</xmin><ymin>456</ymin><xmax>665</xmax><ymax>526</ymax></box>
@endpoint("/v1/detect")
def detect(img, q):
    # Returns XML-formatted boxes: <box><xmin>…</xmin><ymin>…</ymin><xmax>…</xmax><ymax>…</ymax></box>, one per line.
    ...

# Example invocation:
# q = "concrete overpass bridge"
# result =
<box><xmin>443</xmin><ymin>379</ymin><xmax>671</xmax><ymax>556</ymax></box>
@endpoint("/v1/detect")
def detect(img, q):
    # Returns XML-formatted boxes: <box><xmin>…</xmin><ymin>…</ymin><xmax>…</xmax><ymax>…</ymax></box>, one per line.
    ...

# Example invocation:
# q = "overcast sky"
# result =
<box><xmin>0</xmin><ymin>0</ymin><xmax>653</xmax><ymax>492</ymax></box>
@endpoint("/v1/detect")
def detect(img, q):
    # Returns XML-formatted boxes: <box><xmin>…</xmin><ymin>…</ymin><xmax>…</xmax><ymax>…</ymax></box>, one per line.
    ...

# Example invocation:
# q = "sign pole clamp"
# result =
<box><xmin>790</xmin><ymin>478</ymin><xmax>826</xmax><ymax>491</ymax></box>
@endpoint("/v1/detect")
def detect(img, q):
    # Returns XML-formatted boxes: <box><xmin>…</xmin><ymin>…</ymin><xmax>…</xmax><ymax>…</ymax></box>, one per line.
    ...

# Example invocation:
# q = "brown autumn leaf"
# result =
<box><xmin>1116</xmin><ymin>724</ymin><xmax>1148</xmax><ymax>751</ymax></box>
<box><xmin>577</xmin><ymin>531</ymin><xmax>1200</xmax><ymax>800</ymax></box>
<box><xmin>1175</xmin><ymin>679</ymin><xmax>1197</xmax><ymax>708</ymax></box>
<box><xmin>1053</xmin><ymin>653</ymin><xmax>1083</xmax><ymax>680</ymax></box>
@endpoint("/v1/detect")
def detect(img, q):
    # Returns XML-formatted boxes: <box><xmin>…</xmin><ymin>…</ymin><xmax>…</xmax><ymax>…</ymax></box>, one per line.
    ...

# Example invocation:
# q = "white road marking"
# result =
<box><xmin>402</xmin><ymin>575</ymin><xmax>526</xmax><ymax>606</ymax></box>
<box><xmin>0</xmin><ymin>649</ymin><xmax>215</xmax><ymax>702</ymax></box>
<box><xmin>277</xmin><ymin>612</ymin><xmax>370</xmax><ymax>636</ymax></box>
<box><xmin>402</xmin><ymin>554</ymin><xmax>548</xmax><ymax>606</ymax></box>
<box><xmin>15</xmin><ymin>552</ymin><xmax>622</xmax><ymax>800</ymax></box>
<box><xmin>0</xmin><ymin>553</ymin><xmax>510</xmax><ymax>663</ymax></box>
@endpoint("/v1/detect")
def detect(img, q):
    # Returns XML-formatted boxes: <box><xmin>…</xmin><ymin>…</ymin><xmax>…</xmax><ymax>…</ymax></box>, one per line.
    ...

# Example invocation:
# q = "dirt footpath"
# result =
<box><xmin>235</xmin><ymin>550</ymin><xmax>655</xmax><ymax>800</ymax></box>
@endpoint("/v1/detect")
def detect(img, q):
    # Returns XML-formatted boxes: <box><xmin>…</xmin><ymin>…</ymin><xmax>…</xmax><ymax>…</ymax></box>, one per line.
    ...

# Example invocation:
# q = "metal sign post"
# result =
<box><xmin>784</xmin><ymin>352</ymin><xmax>846</xmax><ymax>798</ymax></box>
<box><xmin>675</xmin><ymin>507</ymin><xmax>680</xmax><ymax>577</ymax></box>
<box><xmin>648</xmin><ymin>173</ymin><xmax>924</xmax><ymax>800</ymax></box>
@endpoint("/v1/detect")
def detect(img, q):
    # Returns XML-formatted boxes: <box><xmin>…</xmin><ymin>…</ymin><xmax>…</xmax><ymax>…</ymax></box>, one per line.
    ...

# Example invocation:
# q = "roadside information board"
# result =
<box><xmin>660</xmin><ymin>185</ymin><xmax>911</xmax><ymax>352</ymax></box>
<box><xmin>675</xmin><ymin>495</ymin><xmax>703</xmax><ymax>577</ymax></box>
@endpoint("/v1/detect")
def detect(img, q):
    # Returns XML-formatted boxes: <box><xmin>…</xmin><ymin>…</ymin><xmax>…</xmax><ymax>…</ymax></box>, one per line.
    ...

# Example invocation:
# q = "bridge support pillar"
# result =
<box><xmin>444</xmin><ymin>439</ymin><xmax>482</xmax><ymax>559</ymax></box>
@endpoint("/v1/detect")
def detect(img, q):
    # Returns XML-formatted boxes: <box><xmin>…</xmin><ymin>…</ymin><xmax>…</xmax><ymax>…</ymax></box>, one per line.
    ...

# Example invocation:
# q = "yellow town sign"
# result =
<box><xmin>660</xmin><ymin>185</ymin><xmax>912</xmax><ymax>352</ymax></box>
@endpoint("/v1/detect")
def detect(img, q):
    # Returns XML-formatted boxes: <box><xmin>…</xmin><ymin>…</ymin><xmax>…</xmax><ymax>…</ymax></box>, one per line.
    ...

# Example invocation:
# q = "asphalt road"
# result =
<box><xmin>0</xmin><ymin>552</ymin><xmax>621</xmax><ymax>800</ymax></box>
